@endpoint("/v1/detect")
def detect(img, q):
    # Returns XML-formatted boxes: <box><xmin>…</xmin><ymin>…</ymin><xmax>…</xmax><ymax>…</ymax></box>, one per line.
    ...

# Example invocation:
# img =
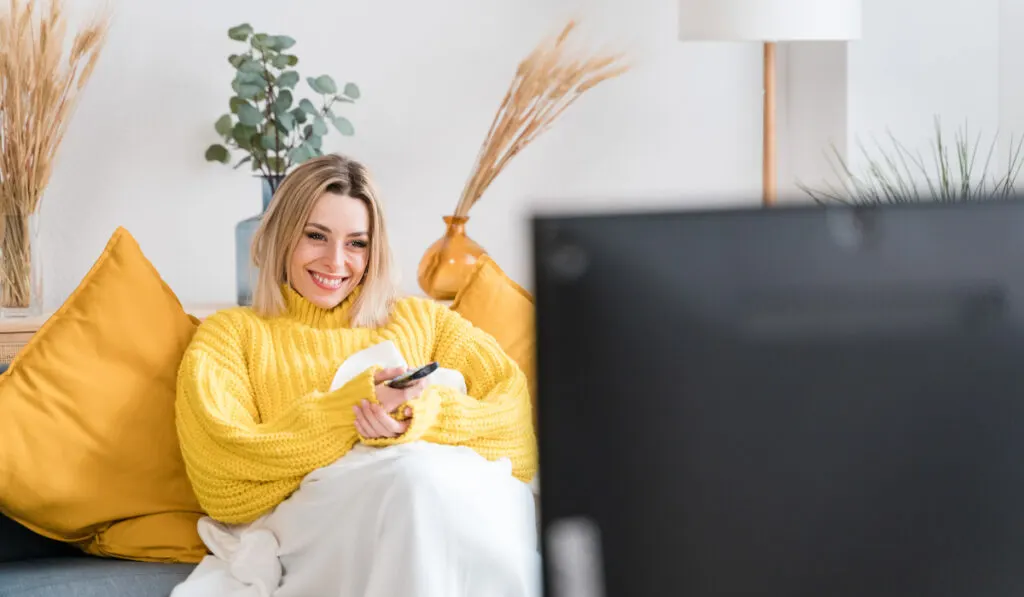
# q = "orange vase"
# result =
<box><xmin>417</xmin><ymin>216</ymin><xmax>487</xmax><ymax>300</ymax></box>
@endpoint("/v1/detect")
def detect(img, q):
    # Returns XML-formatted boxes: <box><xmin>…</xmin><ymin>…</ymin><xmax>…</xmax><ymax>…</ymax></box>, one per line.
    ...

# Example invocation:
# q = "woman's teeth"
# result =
<box><xmin>311</xmin><ymin>271</ymin><xmax>344</xmax><ymax>289</ymax></box>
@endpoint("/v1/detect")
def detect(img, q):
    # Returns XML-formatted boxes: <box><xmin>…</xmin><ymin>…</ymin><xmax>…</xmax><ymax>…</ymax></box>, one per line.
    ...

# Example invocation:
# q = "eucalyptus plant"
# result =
<box><xmin>204</xmin><ymin>23</ymin><xmax>360</xmax><ymax>193</ymax></box>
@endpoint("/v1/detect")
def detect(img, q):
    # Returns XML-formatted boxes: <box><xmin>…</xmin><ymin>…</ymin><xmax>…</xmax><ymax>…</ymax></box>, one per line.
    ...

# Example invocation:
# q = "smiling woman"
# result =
<box><xmin>172</xmin><ymin>154</ymin><xmax>539</xmax><ymax>597</ymax></box>
<box><xmin>250</xmin><ymin>154</ymin><xmax>398</xmax><ymax>327</ymax></box>
<box><xmin>288</xmin><ymin>197</ymin><xmax>370</xmax><ymax>308</ymax></box>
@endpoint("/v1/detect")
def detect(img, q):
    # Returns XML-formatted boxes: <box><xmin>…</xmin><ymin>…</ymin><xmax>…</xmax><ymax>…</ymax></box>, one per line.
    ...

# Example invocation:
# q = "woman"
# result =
<box><xmin>172</xmin><ymin>154</ymin><xmax>539</xmax><ymax>597</ymax></box>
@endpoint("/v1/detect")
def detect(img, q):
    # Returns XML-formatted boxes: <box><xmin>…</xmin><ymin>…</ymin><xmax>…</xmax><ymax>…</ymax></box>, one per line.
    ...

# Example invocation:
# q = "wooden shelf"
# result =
<box><xmin>0</xmin><ymin>303</ymin><xmax>235</xmax><ymax>365</ymax></box>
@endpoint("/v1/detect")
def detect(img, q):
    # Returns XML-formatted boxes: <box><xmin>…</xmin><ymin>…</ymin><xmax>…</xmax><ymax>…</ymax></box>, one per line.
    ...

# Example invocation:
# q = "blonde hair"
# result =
<box><xmin>250</xmin><ymin>154</ymin><xmax>399</xmax><ymax>327</ymax></box>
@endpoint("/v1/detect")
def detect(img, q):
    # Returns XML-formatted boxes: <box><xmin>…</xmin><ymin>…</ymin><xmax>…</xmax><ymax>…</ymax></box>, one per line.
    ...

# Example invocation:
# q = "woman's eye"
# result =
<box><xmin>306</xmin><ymin>231</ymin><xmax>327</xmax><ymax>241</ymax></box>
<box><xmin>350</xmin><ymin>239</ymin><xmax>368</xmax><ymax>249</ymax></box>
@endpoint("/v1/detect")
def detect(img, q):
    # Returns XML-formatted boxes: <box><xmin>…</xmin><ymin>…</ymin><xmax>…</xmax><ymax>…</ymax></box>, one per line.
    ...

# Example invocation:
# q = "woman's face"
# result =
<box><xmin>288</xmin><ymin>192</ymin><xmax>370</xmax><ymax>309</ymax></box>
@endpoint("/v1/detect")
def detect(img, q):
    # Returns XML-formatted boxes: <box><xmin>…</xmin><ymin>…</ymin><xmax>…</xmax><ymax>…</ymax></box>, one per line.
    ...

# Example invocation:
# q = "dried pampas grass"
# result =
<box><xmin>0</xmin><ymin>0</ymin><xmax>108</xmax><ymax>309</ymax></box>
<box><xmin>453</xmin><ymin>20</ymin><xmax>630</xmax><ymax>218</ymax></box>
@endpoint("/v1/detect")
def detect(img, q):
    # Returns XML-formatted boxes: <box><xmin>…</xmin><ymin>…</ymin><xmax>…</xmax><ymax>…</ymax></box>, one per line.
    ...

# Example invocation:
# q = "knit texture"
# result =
<box><xmin>175</xmin><ymin>285</ymin><xmax>537</xmax><ymax>524</ymax></box>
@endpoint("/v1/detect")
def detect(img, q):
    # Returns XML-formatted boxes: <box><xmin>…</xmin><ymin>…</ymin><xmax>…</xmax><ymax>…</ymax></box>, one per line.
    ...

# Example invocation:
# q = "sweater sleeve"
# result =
<box><xmin>361</xmin><ymin>304</ymin><xmax>538</xmax><ymax>483</ymax></box>
<box><xmin>175</xmin><ymin>311</ymin><xmax>377</xmax><ymax>524</ymax></box>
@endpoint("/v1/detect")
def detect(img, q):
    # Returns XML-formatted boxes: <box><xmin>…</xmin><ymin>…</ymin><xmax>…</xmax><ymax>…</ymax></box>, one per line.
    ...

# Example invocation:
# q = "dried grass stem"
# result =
<box><xmin>454</xmin><ymin>21</ymin><xmax>629</xmax><ymax>218</ymax></box>
<box><xmin>0</xmin><ymin>0</ymin><xmax>108</xmax><ymax>308</ymax></box>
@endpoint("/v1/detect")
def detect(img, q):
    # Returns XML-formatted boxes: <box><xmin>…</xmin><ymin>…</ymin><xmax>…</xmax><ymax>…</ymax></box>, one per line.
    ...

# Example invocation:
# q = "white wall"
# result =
<box><xmin>41</xmin><ymin>0</ymin><xmax>1022</xmax><ymax>310</ymax></box>
<box><xmin>41</xmin><ymin>0</ymin><xmax>765</xmax><ymax>310</ymax></box>
<box><xmin>846</xmin><ymin>0</ymin><xmax>1001</xmax><ymax>176</ymax></box>
<box><xmin>1000</xmin><ymin>0</ymin><xmax>1024</xmax><ymax>159</ymax></box>
<box><xmin>783</xmin><ymin>0</ymin><xmax>1004</xmax><ymax>198</ymax></box>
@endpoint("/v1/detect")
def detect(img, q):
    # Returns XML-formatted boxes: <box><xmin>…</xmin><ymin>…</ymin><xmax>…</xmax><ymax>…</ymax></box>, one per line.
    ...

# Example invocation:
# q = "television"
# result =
<box><xmin>533</xmin><ymin>200</ymin><xmax>1024</xmax><ymax>597</ymax></box>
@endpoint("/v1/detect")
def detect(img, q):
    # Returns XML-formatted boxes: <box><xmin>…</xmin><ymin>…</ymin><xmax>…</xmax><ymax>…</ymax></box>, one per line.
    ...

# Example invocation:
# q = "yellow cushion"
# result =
<box><xmin>450</xmin><ymin>255</ymin><xmax>536</xmax><ymax>410</ymax></box>
<box><xmin>0</xmin><ymin>227</ymin><xmax>206</xmax><ymax>563</ymax></box>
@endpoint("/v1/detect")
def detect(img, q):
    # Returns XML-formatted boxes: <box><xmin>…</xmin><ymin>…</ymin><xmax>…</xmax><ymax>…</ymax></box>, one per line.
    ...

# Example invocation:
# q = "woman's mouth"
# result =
<box><xmin>309</xmin><ymin>270</ymin><xmax>347</xmax><ymax>291</ymax></box>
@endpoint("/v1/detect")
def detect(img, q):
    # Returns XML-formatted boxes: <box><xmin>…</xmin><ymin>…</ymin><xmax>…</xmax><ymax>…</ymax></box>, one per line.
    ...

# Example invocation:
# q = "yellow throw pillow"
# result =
<box><xmin>450</xmin><ymin>255</ymin><xmax>536</xmax><ymax>412</ymax></box>
<box><xmin>0</xmin><ymin>227</ymin><xmax>206</xmax><ymax>563</ymax></box>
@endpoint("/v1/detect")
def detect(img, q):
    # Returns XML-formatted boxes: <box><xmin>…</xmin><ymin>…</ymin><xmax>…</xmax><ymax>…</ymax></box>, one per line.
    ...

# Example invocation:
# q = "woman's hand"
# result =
<box><xmin>373</xmin><ymin>367</ymin><xmax>426</xmax><ymax>413</ymax></box>
<box><xmin>352</xmin><ymin>367</ymin><xmax>426</xmax><ymax>439</ymax></box>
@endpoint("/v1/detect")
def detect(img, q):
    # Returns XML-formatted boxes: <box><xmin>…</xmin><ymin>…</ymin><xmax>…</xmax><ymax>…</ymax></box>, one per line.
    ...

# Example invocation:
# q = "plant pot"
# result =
<box><xmin>0</xmin><ymin>211</ymin><xmax>42</xmax><ymax>318</ymax></box>
<box><xmin>417</xmin><ymin>216</ymin><xmax>486</xmax><ymax>300</ymax></box>
<box><xmin>235</xmin><ymin>175</ymin><xmax>284</xmax><ymax>306</ymax></box>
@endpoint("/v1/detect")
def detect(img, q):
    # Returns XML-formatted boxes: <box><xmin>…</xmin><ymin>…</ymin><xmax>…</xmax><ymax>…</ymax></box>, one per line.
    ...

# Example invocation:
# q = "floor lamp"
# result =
<box><xmin>678</xmin><ymin>0</ymin><xmax>862</xmax><ymax>206</ymax></box>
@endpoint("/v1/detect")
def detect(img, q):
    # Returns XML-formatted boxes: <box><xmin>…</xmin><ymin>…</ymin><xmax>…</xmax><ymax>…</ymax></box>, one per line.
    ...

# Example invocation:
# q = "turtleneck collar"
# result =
<box><xmin>281</xmin><ymin>283</ymin><xmax>362</xmax><ymax>329</ymax></box>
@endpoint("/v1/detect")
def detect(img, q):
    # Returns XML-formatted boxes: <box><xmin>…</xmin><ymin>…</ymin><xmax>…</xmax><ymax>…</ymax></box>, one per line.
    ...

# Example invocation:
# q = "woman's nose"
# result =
<box><xmin>326</xmin><ymin>242</ymin><xmax>347</xmax><ymax>270</ymax></box>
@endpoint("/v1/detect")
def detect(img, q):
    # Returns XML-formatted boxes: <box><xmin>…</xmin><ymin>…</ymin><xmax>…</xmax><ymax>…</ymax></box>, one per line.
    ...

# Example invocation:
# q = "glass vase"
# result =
<box><xmin>0</xmin><ymin>211</ymin><xmax>43</xmax><ymax>318</ymax></box>
<box><xmin>417</xmin><ymin>215</ymin><xmax>487</xmax><ymax>300</ymax></box>
<box><xmin>235</xmin><ymin>175</ymin><xmax>284</xmax><ymax>306</ymax></box>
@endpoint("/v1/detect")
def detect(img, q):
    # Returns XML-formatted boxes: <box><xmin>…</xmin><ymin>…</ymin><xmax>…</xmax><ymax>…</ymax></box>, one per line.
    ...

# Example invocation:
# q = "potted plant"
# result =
<box><xmin>0</xmin><ymin>0</ymin><xmax>108</xmax><ymax>318</ymax></box>
<box><xmin>205</xmin><ymin>23</ymin><xmax>360</xmax><ymax>305</ymax></box>
<box><xmin>798</xmin><ymin>119</ymin><xmax>1024</xmax><ymax>204</ymax></box>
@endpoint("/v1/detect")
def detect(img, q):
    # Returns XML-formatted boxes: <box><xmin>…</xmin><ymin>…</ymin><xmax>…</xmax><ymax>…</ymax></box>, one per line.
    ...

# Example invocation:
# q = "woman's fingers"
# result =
<box><xmin>373</xmin><ymin>366</ymin><xmax>406</xmax><ymax>385</ymax></box>
<box><xmin>353</xmin><ymin>403</ymin><xmax>374</xmax><ymax>437</ymax></box>
<box><xmin>354</xmin><ymin>400</ymin><xmax>410</xmax><ymax>439</ymax></box>
<box><xmin>358</xmin><ymin>401</ymin><xmax>390</xmax><ymax>437</ymax></box>
<box><xmin>369</xmin><ymin>402</ymin><xmax>406</xmax><ymax>436</ymax></box>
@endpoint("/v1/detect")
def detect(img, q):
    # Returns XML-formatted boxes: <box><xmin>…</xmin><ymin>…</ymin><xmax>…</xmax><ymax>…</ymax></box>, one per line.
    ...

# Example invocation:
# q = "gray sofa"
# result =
<box><xmin>0</xmin><ymin>362</ymin><xmax>196</xmax><ymax>597</ymax></box>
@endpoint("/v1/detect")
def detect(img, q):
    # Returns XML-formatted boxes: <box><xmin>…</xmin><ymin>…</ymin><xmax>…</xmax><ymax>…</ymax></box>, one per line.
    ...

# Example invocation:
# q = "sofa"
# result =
<box><xmin>0</xmin><ymin>232</ymin><xmax>535</xmax><ymax>597</ymax></box>
<box><xmin>0</xmin><ymin>365</ymin><xmax>196</xmax><ymax>597</ymax></box>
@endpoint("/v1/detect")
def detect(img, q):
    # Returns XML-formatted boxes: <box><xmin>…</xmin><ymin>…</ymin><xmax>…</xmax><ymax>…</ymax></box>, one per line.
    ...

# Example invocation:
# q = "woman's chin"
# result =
<box><xmin>306</xmin><ymin>287</ymin><xmax>353</xmax><ymax>309</ymax></box>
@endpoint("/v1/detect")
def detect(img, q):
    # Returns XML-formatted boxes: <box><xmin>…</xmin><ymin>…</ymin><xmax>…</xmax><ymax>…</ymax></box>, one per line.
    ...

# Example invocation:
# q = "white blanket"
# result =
<box><xmin>171</xmin><ymin>341</ymin><xmax>540</xmax><ymax>597</ymax></box>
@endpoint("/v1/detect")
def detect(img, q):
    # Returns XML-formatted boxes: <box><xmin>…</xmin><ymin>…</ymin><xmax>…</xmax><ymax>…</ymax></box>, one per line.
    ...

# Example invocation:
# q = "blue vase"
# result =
<box><xmin>235</xmin><ymin>176</ymin><xmax>284</xmax><ymax>305</ymax></box>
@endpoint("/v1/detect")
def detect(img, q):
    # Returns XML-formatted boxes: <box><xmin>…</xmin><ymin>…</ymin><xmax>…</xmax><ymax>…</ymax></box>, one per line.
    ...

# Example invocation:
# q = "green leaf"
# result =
<box><xmin>234</xmin><ymin>82</ymin><xmax>262</xmax><ymax>100</ymax></box>
<box><xmin>306</xmin><ymin>76</ymin><xmax>322</xmax><ymax>93</ymax></box>
<box><xmin>332</xmin><ymin>116</ymin><xmax>354</xmax><ymax>136</ymax></box>
<box><xmin>299</xmin><ymin>98</ymin><xmax>317</xmax><ymax>115</ymax></box>
<box><xmin>312</xmin><ymin>116</ymin><xmax>328</xmax><ymax>136</ymax></box>
<box><xmin>333</xmin><ymin>96</ymin><xmax>354</xmax><ymax>104</ymax></box>
<box><xmin>235</xmin><ymin>70</ymin><xmax>264</xmax><ymax>86</ymax></box>
<box><xmin>287</xmin><ymin>55</ymin><xmax>299</xmax><ymax>66</ymax></box>
<box><xmin>271</xmin><ymin>54</ymin><xmax>290</xmax><ymax>69</ymax></box>
<box><xmin>229</xmin><ymin>97</ymin><xmax>249</xmax><ymax>114</ymax></box>
<box><xmin>278</xmin><ymin>111</ymin><xmax>295</xmax><ymax>132</ymax></box>
<box><xmin>214</xmin><ymin>114</ymin><xmax>233</xmax><ymax>137</ymax></box>
<box><xmin>205</xmin><ymin>144</ymin><xmax>230</xmax><ymax>163</ymax></box>
<box><xmin>228</xmin><ymin>24</ymin><xmax>253</xmax><ymax>41</ymax></box>
<box><xmin>236</xmin><ymin>102</ymin><xmax>263</xmax><ymax>127</ymax></box>
<box><xmin>261</xmin><ymin>135</ymin><xmax>278</xmax><ymax>150</ymax></box>
<box><xmin>228</xmin><ymin>54</ymin><xmax>246</xmax><ymax>68</ymax></box>
<box><xmin>308</xmin><ymin>133</ymin><xmax>322</xmax><ymax>150</ymax></box>
<box><xmin>233</xmin><ymin>155</ymin><xmax>252</xmax><ymax>170</ymax></box>
<box><xmin>277</xmin><ymin>70</ymin><xmax>299</xmax><ymax>89</ymax></box>
<box><xmin>267</xmin><ymin>156</ymin><xmax>286</xmax><ymax>174</ymax></box>
<box><xmin>275</xmin><ymin>89</ymin><xmax>293</xmax><ymax>112</ymax></box>
<box><xmin>272</xmin><ymin>36</ymin><xmax>296</xmax><ymax>50</ymax></box>
<box><xmin>314</xmin><ymin>75</ymin><xmax>337</xmax><ymax>94</ymax></box>
<box><xmin>343</xmin><ymin>82</ymin><xmax>360</xmax><ymax>99</ymax></box>
<box><xmin>290</xmin><ymin>107</ymin><xmax>307</xmax><ymax>125</ymax></box>
<box><xmin>232</xmin><ymin>123</ymin><xmax>258</xmax><ymax>149</ymax></box>
<box><xmin>303</xmin><ymin>124</ymin><xmax>314</xmax><ymax>139</ymax></box>
<box><xmin>289</xmin><ymin>143</ymin><xmax>315</xmax><ymax>164</ymax></box>
<box><xmin>251</xmin><ymin>33</ymin><xmax>270</xmax><ymax>50</ymax></box>
<box><xmin>238</xmin><ymin>59</ymin><xmax>264</xmax><ymax>74</ymax></box>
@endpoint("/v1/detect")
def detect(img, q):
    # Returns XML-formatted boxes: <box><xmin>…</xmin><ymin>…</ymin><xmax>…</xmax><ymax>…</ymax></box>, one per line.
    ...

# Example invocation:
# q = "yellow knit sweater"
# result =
<box><xmin>174</xmin><ymin>285</ymin><xmax>537</xmax><ymax>524</ymax></box>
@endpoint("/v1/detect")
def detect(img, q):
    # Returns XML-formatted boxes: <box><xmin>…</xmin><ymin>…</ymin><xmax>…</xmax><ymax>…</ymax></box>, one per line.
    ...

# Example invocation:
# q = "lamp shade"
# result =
<box><xmin>678</xmin><ymin>0</ymin><xmax>861</xmax><ymax>42</ymax></box>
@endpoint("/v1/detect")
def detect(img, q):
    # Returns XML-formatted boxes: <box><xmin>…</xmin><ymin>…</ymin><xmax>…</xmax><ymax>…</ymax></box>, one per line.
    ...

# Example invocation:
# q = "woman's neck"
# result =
<box><xmin>281</xmin><ymin>283</ymin><xmax>362</xmax><ymax>329</ymax></box>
